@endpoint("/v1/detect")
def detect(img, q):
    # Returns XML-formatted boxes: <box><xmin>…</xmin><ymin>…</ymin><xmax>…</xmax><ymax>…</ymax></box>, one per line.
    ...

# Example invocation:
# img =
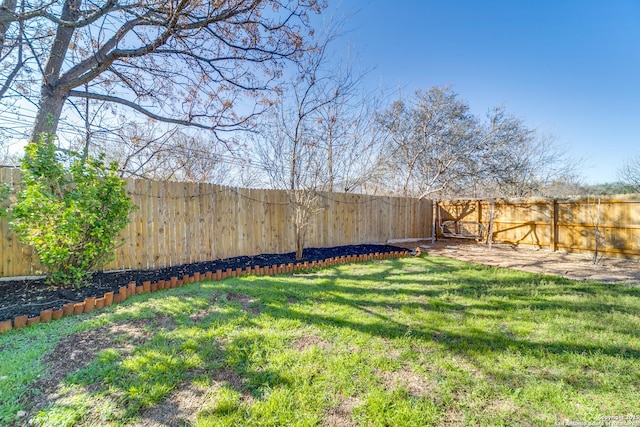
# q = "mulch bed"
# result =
<box><xmin>0</xmin><ymin>244</ymin><xmax>404</xmax><ymax>324</ymax></box>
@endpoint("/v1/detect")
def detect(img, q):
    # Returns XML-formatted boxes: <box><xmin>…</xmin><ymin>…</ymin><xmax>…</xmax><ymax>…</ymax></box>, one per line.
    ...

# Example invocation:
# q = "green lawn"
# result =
<box><xmin>1</xmin><ymin>255</ymin><xmax>639</xmax><ymax>426</ymax></box>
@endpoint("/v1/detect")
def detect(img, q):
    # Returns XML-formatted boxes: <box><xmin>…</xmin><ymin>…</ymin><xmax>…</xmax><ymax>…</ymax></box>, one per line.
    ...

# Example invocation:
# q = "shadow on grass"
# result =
<box><xmin>226</xmin><ymin>256</ymin><xmax>640</xmax><ymax>393</ymax></box>
<box><xmin>238</xmin><ymin>257</ymin><xmax>640</xmax><ymax>320</ymax></box>
<box><xmin>26</xmin><ymin>290</ymin><xmax>288</xmax><ymax>426</ymax></box>
<box><xmin>262</xmin><ymin>303</ymin><xmax>640</xmax><ymax>360</ymax></box>
<box><xmin>21</xmin><ymin>255</ymin><xmax>640</xmax><ymax>425</ymax></box>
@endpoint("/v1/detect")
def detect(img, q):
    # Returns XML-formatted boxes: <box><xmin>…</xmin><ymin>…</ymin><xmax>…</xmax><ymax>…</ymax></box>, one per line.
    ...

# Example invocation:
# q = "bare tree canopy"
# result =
<box><xmin>68</xmin><ymin>120</ymin><xmax>237</xmax><ymax>183</ymax></box>
<box><xmin>474</xmin><ymin>106</ymin><xmax>581</xmax><ymax>198</ymax></box>
<box><xmin>0</xmin><ymin>0</ymin><xmax>325</xmax><ymax>142</ymax></box>
<box><xmin>254</xmin><ymin>21</ymin><xmax>381</xmax><ymax>194</ymax></box>
<box><xmin>373</xmin><ymin>86</ymin><xmax>581</xmax><ymax>199</ymax></box>
<box><xmin>374</xmin><ymin>87</ymin><xmax>478</xmax><ymax>198</ymax></box>
<box><xmin>618</xmin><ymin>154</ymin><xmax>640</xmax><ymax>193</ymax></box>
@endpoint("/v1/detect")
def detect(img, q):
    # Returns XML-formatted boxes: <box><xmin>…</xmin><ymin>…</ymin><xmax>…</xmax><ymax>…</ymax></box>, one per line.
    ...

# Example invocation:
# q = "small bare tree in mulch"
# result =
<box><xmin>253</xmin><ymin>21</ymin><xmax>378</xmax><ymax>260</ymax></box>
<box><xmin>291</xmin><ymin>188</ymin><xmax>324</xmax><ymax>260</ymax></box>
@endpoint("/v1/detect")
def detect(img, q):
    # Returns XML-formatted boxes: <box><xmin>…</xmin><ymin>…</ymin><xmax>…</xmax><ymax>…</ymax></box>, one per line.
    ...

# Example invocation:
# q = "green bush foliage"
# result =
<box><xmin>10</xmin><ymin>134</ymin><xmax>136</xmax><ymax>286</ymax></box>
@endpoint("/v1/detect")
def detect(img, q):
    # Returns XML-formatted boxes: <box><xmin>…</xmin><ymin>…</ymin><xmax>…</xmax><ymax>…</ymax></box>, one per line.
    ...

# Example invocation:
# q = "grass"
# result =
<box><xmin>1</xmin><ymin>255</ymin><xmax>639</xmax><ymax>426</ymax></box>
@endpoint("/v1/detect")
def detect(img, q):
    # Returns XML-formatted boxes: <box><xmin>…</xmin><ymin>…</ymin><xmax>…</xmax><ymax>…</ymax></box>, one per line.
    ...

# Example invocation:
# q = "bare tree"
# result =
<box><xmin>314</xmin><ymin>78</ymin><xmax>385</xmax><ymax>193</ymax></box>
<box><xmin>255</xmin><ymin>32</ymin><xmax>337</xmax><ymax>259</ymax></box>
<box><xmin>254</xmin><ymin>22</ymin><xmax>377</xmax><ymax>258</ymax></box>
<box><xmin>374</xmin><ymin>86</ymin><xmax>478</xmax><ymax>198</ymax></box>
<box><xmin>618</xmin><ymin>154</ymin><xmax>640</xmax><ymax>193</ymax></box>
<box><xmin>0</xmin><ymin>0</ymin><xmax>324</xmax><ymax>143</ymax></box>
<box><xmin>478</xmin><ymin>106</ymin><xmax>581</xmax><ymax>198</ymax></box>
<box><xmin>71</xmin><ymin>121</ymin><xmax>236</xmax><ymax>183</ymax></box>
<box><xmin>374</xmin><ymin>89</ymin><xmax>581</xmax><ymax>199</ymax></box>
<box><xmin>0</xmin><ymin>146</ymin><xmax>20</xmax><ymax>166</ymax></box>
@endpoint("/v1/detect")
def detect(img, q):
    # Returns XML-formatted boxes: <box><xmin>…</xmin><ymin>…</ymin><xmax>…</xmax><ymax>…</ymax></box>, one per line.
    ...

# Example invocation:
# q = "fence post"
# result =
<box><xmin>476</xmin><ymin>200</ymin><xmax>482</xmax><ymax>242</ymax></box>
<box><xmin>549</xmin><ymin>199</ymin><xmax>558</xmax><ymax>252</ymax></box>
<box><xmin>431</xmin><ymin>200</ymin><xmax>437</xmax><ymax>243</ymax></box>
<box><xmin>487</xmin><ymin>199</ymin><xmax>495</xmax><ymax>249</ymax></box>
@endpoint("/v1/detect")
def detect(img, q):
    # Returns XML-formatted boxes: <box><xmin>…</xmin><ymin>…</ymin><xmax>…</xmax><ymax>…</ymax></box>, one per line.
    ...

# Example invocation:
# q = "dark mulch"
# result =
<box><xmin>0</xmin><ymin>244</ymin><xmax>404</xmax><ymax>323</ymax></box>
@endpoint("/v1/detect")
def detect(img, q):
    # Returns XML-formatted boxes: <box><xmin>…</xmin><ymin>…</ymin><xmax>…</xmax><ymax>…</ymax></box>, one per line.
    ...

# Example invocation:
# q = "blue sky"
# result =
<box><xmin>327</xmin><ymin>0</ymin><xmax>640</xmax><ymax>184</ymax></box>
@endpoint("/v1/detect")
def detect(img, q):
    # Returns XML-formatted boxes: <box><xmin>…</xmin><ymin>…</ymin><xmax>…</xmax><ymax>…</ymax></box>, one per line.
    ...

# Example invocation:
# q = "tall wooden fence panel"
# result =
<box><xmin>437</xmin><ymin>195</ymin><xmax>640</xmax><ymax>259</ymax></box>
<box><xmin>0</xmin><ymin>169</ymin><xmax>432</xmax><ymax>277</ymax></box>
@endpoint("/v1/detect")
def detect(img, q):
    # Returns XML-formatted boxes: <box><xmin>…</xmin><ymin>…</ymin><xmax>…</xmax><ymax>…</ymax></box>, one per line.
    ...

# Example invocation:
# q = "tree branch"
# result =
<box><xmin>69</xmin><ymin>89</ymin><xmax>222</xmax><ymax>131</ymax></box>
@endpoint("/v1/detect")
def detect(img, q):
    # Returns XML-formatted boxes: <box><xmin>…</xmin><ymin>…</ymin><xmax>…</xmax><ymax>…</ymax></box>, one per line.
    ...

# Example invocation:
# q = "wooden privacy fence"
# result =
<box><xmin>0</xmin><ymin>168</ymin><xmax>432</xmax><ymax>278</ymax></box>
<box><xmin>437</xmin><ymin>195</ymin><xmax>640</xmax><ymax>259</ymax></box>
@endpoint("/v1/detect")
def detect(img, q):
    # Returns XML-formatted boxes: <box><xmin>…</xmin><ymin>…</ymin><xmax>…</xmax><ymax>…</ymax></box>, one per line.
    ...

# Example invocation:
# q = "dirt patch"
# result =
<box><xmin>323</xmin><ymin>397</ymin><xmax>360</xmax><ymax>427</ymax></box>
<box><xmin>287</xmin><ymin>296</ymin><xmax>299</xmax><ymax>304</ymax></box>
<box><xmin>190</xmin><ymin>292</ymin><xmax>223</xmax><ymax>322</ymax></box>
<box><xmin>129</xmin><ymin>383</ymin><xmax>215</xmax><ymax>427</ymax></box>
<box><xmin>382</xmin><ymin>340</ymin><xmax>401</xmax><ymax>359</ymax></box>
<box><xmin>292</xmin><ymin>334</ymin><xmax>332</xmax><ymax>352</ymax></box>
<box><xmin>150</xmin><ymin>313</ymin><xmax>177</xmax><ymax>331</ymax></box>
<box><xmin>485</xmin><ymin>398</ymin><xmax>520</xmax><ymax>415</ymax></box>
<box><xmin>131</xmin><ymin>366</ymin><xmax>253</xmax><ymax>426</ymax></box>
<box><xmin>191</xmin><ymin>291</ymin><xmax>259</xmax><ymax>320</ymax></box>
<box><xmin>395</xmin><ymin>239</ymin><xmax>640</xmax><ymax>285</ymax></box>
<box><xmin>377</xmin><ymin>367</ymin><xmax>435</xmax><ymax>397</ymax></box>
<box><xmin>42</xmin><ymin>320</ymin><xmax>152</xmax><ymax>382</ymax></box>
<box><xmin>441</xmin><ymin>407</ymin><xmax>466</xmax><ymax>426</ymax></box>
<box><xmin>211</xmin><ymin>366</ymin><xmax>254</xmax><ymax>404</ymax></box>
<box><xmin>226</xmin><ymin>292</ymin><xmax>260</xmax><ymax>314</ymax></box>
<box><xmin>25</xmin><ymin>316</ymin><xmax>168</xmax><ymax>421</ymax></box>
<box><xmin>210</xmin><ymin>366</ymin><xmax>243</xmax><ymax>391</ymax></box>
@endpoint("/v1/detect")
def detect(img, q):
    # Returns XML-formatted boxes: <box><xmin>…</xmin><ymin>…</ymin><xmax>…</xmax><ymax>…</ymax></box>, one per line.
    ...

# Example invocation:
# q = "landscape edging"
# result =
<box><xmin>1</xmin><ymin>251</ymin><xmax>410</xmax><ymax>335</ymax></box>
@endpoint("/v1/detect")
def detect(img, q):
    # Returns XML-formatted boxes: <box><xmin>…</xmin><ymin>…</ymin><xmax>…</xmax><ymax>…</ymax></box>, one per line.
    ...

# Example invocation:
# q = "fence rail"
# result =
<box><xmin>0</xmin><ymin>169</ymin><xmax>432</xmax><ymax>278</ymax></box>
<box><xmin>437</xmin><ymin>195</ymin><xmax>640</xmax><ymax>259</ymax></box>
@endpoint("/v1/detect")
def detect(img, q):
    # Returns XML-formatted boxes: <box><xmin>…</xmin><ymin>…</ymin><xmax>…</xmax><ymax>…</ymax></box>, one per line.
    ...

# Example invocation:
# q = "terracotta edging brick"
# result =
<box><xmin>104</xmin><ymin>291</ymin><xmax>114</xmax><ymax>307</ymax></box>
<box><xmin>63</xmin><ymin>303</ymin><xmax>74</xmax><ymax>316</ymax></box>
<box><xmin>13</xmin><ymin>315</ymin><xmax>27</xmax><ymax>329</ymax></box>
<box><xmin>0</xmin><ymin>319</ymin><xmax>12</xmax><ymax>333</ymax></box>
<box><xmin>40</xmin><ymin>309</ymin><xmax>53</xmax><ymax>323</ymax></box>
<box><xmin>84</xmin><ymin>297</ymin><xmax>96</xmax><ymax>313</ymax></box>
<box><xmin>73</xmin><ymin>302</ymin><xmax>85</xmax><ymax>315</ymax></box>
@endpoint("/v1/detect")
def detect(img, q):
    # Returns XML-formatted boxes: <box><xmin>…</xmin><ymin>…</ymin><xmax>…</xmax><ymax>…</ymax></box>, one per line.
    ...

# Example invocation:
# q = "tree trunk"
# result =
<box><xmin>30</xmin><ymin>0</ymin><xmax>79</xmax><ymax>141</ymax></box>
<box><xmin>293</xmin><ymin>200</ymin><xmax>307</xmax><ymax>260</ymax></box>
<box><xmin>295</xmin><ymin>222</ymin><xmax>305</xmax><ymax>260</ymax></box>
<box><xmin>290</xmin><ymin>152</ymin><xmax>297</xmax><ymax>191</ymax></box>
<box><xmin>0</xmin><ymin>0</ymin><xmax>18</xmax><ymax>52</ymax></box>
<box><xmin>593</xmin><ymin>196</ymin><xmax>601</xmax><ymax>265</ymax></box>
<box><xmin>31</xmin><ymin>87</ymin><xmax>68</xmax><ymax>141</ymax></box>
<box><xmin>295</xmin><ymin>232</ymin><xmax>303</xmax><ymax>259</ymax></box>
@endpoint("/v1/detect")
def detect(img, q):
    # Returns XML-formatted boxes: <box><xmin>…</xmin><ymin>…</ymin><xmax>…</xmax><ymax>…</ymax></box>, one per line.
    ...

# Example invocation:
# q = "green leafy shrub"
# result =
<box><xmin>10</xmin><ymin>134</ymin><xmax>136</xmax><ymax>286</ymax></box>
<box><xmin>0</xmin><ymin>182</ymin><xmax>10</xmax><ymax>216</ymax></box>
